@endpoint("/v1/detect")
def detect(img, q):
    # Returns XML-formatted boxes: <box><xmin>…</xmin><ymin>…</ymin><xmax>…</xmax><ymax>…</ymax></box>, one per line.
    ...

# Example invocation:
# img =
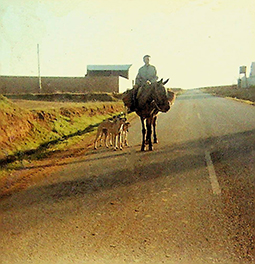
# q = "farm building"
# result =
<box><xmin>0</xmin><ymin>64</ymin><xmax>132</xmax><ymax>94</ymax></box>
<box><xmin>86</xmin><ymin>64</ymin><xmax>131</xmax><ymax>79</ymax></box>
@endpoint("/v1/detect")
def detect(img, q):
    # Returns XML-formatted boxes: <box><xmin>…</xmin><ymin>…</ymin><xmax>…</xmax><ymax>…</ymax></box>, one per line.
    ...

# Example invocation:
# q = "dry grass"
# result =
<box><xmin>0</xmin><ymin>96</ymin><xmax>125</xmax><ymax>168</ymax></box>
<box><xmin>200</xmin><ymin>85</ymin><xmax>255</xmax><ymax>104</ymax></box>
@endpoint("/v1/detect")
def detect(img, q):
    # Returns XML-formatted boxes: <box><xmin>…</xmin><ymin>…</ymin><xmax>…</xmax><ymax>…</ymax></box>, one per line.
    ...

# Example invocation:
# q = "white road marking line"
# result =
<box><xmin>205</xmin><ymin>151</ymin><xmax>221</xmax><ymax>195</ymax></box>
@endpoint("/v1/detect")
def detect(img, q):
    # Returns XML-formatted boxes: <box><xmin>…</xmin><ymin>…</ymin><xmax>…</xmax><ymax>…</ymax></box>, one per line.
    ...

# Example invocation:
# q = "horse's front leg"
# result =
<box><xmin>152</xmin><ymin>115</ymin><xmax>158</xmax><ymax>144</ymax></box>
<box><xmin>146</xmin><ymin>118</ymin><xmax>153</xmax><ymax>151</ymax></box>
<box><xmin>140</xmin><ymin>117</ymin><xmax>146</xmax><ymax>151</ymax></box>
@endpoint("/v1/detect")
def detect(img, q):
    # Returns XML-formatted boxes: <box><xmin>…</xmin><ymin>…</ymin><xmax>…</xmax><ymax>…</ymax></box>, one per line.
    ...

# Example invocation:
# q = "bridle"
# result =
<box><xmin>151</xmin><ymin>99</ymin><xmax>161</xmax><ymax>111</ymax></box>
<box><xmin>150</xmin><ymin>84</ymin><xmax>168</xmax><ymax>112</ymax></box>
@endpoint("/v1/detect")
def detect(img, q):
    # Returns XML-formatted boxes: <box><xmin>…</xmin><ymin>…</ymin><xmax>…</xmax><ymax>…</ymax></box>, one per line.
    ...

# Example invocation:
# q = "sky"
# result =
<box><xmin>1</xmin><ymin>0</ymin><xmax>255</xmax><ymax>91</ymax></box>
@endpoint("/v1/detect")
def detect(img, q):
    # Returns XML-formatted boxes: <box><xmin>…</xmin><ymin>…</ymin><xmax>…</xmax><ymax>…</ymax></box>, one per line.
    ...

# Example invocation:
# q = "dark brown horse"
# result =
<box><xmin>123</xmin><ymin>79</ymin><xmax>174</xmax><ymax>151</ymax></box>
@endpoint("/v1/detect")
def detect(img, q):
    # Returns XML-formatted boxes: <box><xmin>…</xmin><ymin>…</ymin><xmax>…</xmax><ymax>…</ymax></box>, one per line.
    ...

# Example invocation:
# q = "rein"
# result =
<box><xmin>151</xmin><ymin>100</ymin><xmax>161</xmax><ymax>111</ymax></box>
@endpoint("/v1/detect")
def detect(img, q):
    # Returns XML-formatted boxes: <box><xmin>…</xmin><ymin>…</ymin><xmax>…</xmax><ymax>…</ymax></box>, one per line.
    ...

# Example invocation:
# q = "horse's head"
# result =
<box><xmin>152</xmin><ymin>79</ymin><xmax>170</xmax><ymax>112</ymax></box>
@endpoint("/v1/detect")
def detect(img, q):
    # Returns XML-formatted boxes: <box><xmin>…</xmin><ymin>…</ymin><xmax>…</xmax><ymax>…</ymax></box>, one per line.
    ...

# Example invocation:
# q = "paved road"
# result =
<box><xmin>1</xmin><ymin>90</ymin><xmax>254</xmax><ymax>263</ymax></box>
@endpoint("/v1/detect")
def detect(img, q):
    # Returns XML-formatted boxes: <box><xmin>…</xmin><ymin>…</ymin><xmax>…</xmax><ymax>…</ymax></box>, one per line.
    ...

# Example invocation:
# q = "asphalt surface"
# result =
<box><xmin>0</xmin><ymin>89</ymin><xmax>254</xmax><ymax>263</ymax></box>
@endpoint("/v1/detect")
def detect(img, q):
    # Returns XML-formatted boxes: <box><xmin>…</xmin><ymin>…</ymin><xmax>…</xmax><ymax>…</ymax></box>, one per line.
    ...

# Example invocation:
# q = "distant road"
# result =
<box><xmin>1</xmin><ymin>89</ymin><xmax>254</xmax><ymax>263</ymax></box>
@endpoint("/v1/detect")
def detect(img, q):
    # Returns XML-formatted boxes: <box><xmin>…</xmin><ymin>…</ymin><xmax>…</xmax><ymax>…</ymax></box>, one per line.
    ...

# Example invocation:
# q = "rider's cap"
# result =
<box><xmin>143</xmin><ymin>55</ymin><xmax>150</xmax><ymax>59</ymax></box>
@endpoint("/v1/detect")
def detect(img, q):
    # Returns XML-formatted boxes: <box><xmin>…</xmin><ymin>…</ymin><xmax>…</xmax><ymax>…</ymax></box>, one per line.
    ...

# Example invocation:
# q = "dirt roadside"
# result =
<box><xmin>0</xmin><ymin>96</ymin><xmax>130</xmax><ymax>198</ymax></box>
<box><xmin>0</xmin><ymin>132</ymin><xmax>96</xmax><ymax>198</ymax></box>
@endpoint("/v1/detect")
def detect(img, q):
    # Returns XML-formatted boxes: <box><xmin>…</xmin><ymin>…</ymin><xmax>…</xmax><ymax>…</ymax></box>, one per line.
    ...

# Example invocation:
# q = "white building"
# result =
<box><xmin>249</xmin><ymin>62</ymin><xmax>255</xmax><ymax>77</ymax></box>
<box><xmin>248</xmin><ymin>62</ymin><xmax>255</xmax><ymax>87</ymax></box>
<box><xmin>239</xmin><ymin>62</ymin><xmax>255</xmax><ymax>88</ymax></box>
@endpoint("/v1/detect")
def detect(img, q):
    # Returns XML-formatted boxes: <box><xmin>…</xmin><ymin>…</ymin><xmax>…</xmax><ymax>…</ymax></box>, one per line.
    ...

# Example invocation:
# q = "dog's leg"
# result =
<box><xmin>100</xmin><ymin>129</ymin><xmax>108</xmax><ymax>148</ymax></box>
<box><xmin>99</xmin><ymin>132</ymin><xmax>103</xmax><ymax>147</ymax></box>
<box><xmin>109</xmin><ymin>133</ymin><xmax>113</xmax><ymax>146</ymax></box>
<box><xmin>125</xmin><ymin>132</ymin><xmax>129</xmax><ymax>146</ymax></box>
<box><xmin>94</xmin><ymin>130</ymin><xmax>101</xmax><ymax>149</ymax></box>
<box><xmin>113</xmin><ymin>134</ymin><xmax>118</xmax><ymax>150</ymax></box>
<box><xmin>119</xmin><ymin>132</ymin><xmax>123</xmax><ymax>150</ymax></box>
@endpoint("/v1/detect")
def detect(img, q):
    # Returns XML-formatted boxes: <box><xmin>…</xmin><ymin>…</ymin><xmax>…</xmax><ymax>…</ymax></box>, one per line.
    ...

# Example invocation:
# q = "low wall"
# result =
<box><xmin>5</xmin><ymin>92</ymin><xmax>122</xmax><ymax>102</ymax></box>
<box><xmin>0</xmin><ymin>75</ymin><xmax>119</xmax><ymax>94</ymax></box>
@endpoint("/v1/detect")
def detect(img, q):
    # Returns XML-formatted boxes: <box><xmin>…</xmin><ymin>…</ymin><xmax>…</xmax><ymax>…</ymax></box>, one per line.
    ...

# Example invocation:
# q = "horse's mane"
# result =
<box><xmin>122</xmin><ymin>80</ymin><xmax>170</xmax><ymax>113</ymax></box>
<box><xmin>136</xmin><ymin>83</ymin><xmax>154</xmax><ymax>107</ymax></box>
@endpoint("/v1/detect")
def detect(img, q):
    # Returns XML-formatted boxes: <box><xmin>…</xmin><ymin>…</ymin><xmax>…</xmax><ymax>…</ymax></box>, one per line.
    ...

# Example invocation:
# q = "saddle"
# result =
<box><xmin>122</xmin><ymin>83</ymin><xmax>152</xmax><ymax>112</ymax></box>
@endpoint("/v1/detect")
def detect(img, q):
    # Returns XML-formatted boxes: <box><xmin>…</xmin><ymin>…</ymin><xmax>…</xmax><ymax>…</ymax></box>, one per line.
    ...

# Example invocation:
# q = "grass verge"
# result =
<box><xmin>0</xmin><ymin>97</ymin><xmax>126</xmax><ymax>174</ymax></box>
<box><xmin>200</xmin><ymin>85</ymin><xmax>255</xmax><ymax>104</ymax></box>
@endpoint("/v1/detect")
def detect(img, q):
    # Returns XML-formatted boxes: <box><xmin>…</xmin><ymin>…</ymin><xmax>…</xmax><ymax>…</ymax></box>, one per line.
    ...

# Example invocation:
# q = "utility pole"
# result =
<box><xmin>37</xmin><ymin>44</ymin><xmax>42</xmax><ymax>92</ymax></box>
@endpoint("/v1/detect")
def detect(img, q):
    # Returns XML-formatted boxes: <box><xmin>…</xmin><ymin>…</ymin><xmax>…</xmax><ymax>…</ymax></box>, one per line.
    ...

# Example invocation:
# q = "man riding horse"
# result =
<box><xmin>129</xmin><ymin>55</ymin><xmax>158</xmax><ymax>112</ymax></box>
<box><xmin>122</xmin><ymin>55</ymin><xmax>174</xmax><ymax>151</ymax></box>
